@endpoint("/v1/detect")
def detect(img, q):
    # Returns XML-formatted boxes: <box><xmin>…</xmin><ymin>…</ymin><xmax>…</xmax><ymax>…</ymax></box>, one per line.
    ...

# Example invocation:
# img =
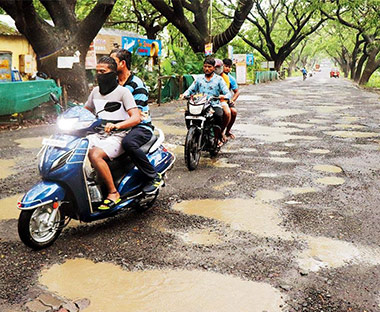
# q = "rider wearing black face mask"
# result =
<box><xmin>84</xmin><ymin>56</ymin><xmax>141</xmax><ymax>210</ymax></box>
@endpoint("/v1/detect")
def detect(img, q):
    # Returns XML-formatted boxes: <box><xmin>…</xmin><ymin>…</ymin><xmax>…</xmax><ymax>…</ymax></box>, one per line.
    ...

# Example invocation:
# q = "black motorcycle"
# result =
<box><xmin>184</xmin><ymin>95</ymin><xmax>221</xmax><ymax>171</ymax></box>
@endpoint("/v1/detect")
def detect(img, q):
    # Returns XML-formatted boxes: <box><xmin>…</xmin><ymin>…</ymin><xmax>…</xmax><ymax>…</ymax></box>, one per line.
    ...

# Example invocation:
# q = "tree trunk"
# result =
<box><xmin>354</xmin><ymin>53</ymin><xmax>368</xmax><ymax>82</ymax></box>
<box><xmin>0</xmin><ymin>0</ymin><xmax>116</xmax><ymax>102</ymax></box>
<box><xmin>359</xmin><ymin>47</ymin><xmax>380</xmax><ymax>85</ymax></box>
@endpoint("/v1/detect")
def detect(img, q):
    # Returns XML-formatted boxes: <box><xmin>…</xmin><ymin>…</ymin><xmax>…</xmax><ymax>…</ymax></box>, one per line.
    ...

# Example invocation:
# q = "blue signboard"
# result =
<box><xmin>246</xmin><ymin>54</ymin><xmax>254</xmax><ymax>65</ymax></box>
<box><xmin>0</xmin><ymin>53</ymin><xmax>12</xmax><ymax>82</ymax></box>
<box><xmin>122</xmin><ymin>37</ymin><xmax>162</xmax><ymax>57</ymax></box>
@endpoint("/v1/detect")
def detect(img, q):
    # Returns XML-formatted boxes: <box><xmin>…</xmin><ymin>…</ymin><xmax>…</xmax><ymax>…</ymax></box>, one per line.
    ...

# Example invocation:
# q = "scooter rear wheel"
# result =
<box><xmin>18</xmin><ymin>204</ymin><xmax>64</xmax><ymax>250</ymax></box>
<box><xmin>185</xmin><ymin>126</ymin><xmax>201</xmax><ymax>171</ymax></box>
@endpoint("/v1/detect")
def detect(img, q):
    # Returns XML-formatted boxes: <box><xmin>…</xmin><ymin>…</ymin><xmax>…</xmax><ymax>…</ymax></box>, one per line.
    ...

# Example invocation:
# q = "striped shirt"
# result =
<box><xmin>123</xmin><ymin>74</ymin><xmax>153</xmax><ymax>130</ymax></box>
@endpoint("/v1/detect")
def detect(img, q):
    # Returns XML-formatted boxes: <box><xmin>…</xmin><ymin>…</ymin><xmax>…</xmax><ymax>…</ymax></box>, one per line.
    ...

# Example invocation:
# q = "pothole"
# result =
<box><xmin>40</xmin><ymin>258</ymin><xmax>285</xmax><ymax>312</ymax></box>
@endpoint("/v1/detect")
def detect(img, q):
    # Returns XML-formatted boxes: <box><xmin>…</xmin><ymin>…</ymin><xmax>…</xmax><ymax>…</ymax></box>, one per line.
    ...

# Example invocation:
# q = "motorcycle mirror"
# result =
<box><xmin>50</xmin><ymin>93</ymin><xmax>59</xmax><ymax>104</ymax></box>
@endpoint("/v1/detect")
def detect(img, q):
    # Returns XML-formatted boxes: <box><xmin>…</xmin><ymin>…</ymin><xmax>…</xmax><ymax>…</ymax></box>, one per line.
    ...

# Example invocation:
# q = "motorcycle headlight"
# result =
<box><xmin>189</xmin><ymin>104</ymin><xmax>204</xmax><ymax>115</ymax></box>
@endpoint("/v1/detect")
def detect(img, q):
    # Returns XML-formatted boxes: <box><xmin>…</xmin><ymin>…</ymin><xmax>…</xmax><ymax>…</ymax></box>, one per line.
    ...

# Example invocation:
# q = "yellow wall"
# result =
<box><xmin>0</xmin><ymin>35</ymin><xmax>37</xmax><ymax>74</ymax></box>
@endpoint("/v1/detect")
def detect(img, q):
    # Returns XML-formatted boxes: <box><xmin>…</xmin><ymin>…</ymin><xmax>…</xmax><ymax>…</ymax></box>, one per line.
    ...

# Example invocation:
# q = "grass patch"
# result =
<box><xmin>366</xmin><ymin>73</ymin><xmax>380</xmax><ymax>89</ymax></box>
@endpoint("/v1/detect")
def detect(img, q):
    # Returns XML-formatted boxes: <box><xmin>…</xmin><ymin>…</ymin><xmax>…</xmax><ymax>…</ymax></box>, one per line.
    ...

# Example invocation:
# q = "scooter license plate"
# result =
<box><xmin>42</xmin><ymin>138</ymin><xmax>67</xmax><ymax>148</ymax></box>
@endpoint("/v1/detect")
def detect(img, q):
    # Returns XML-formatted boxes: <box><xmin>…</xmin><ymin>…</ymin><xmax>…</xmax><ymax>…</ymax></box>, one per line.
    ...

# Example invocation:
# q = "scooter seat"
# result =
<box><xmin>140</xmin><ymin>134</ymin><xmax>157</xmax><ymax>154</ymax></box>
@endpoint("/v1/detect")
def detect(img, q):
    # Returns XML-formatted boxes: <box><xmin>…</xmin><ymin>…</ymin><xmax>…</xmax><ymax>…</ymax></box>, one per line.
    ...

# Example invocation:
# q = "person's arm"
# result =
<box><xmin>219</xmin><ymin>78</ymin><xmax>231</xmax><ymax>101</ymax></box>
<box><xmin>84</xmin><ymin>89</ymin><xmax>95</xmax><ymax>114</ymax></box>
<box><xmin>229</xmin><ymin>76</ymin><xmax>240</xmax><ymax>103</ymax></box>
<box><xmin>182</xmin><ymin>80</ymin><xmax>198</xmax><ymax>97</ymax></box>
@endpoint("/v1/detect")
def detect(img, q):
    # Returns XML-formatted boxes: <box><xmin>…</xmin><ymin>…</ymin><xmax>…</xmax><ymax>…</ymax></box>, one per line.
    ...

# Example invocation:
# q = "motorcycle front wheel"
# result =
<box><xmin>185</xmin><ymin>126</ymin><xmax>201</xmax><ymax>171</ymax></box>
<box><xmin>18</xmin><ymin>204</ymin><xmax>64</xmax><ymax>250</ymax></box>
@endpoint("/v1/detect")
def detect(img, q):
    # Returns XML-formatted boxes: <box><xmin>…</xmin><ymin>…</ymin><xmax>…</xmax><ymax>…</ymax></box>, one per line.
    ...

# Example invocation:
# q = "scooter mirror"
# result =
<box><xmin>103</xmin><ymin>101</ymin><xmax>121</xmax><ymax>112</ymax></box>
<box><xmin>50</xmin><ymin>93</ymin><xmax>59</xmax><ymax>104</ymax></box>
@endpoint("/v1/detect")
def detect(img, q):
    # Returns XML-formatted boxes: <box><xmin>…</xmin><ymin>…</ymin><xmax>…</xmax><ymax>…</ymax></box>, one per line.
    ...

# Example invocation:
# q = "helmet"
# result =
<box><xmin>214</xmin><ymin>58</ymin><xmax>223</xmax><ymax>75</ymax></box>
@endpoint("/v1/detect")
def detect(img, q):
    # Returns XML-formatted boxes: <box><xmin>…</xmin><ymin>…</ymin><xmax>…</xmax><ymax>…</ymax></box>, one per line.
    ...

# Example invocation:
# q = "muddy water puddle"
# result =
<box><xmin>325</xmin><ymin>130</ymin><xmax>379</xmax><ymax>138</ymax></box>
<box><xmin>0</xmin><ymin>159</ymin><xmax>16</xmax><ymax>179</ymax></box>
<box><xmin>213</xmin><ymin>181</ymin><xmax>236</xmax><ymax>191</ymax></box>
<box><xmin>308</xmin><ymin>149</ymin><xmax>330</xmax><ymax>154</ymax></box>
<box><xmin>40</xmin><ymin>258</ymin><xmax>285</xmax><ymax>312</ymax></box>
<box><xmin>269</xmin><ymin>157</ymin><xmax>297</xmax><ymax>163</ymax></box>
<box><xmin>273</xmin><ymin>121</ymin><xmax>313</xmax><ymax>129</ymax></box>
<box><xmin>153</xmin><ymin>121</ymin><xmax>187</xmax><ymax>136</ymax></box>
<box><xmin>200</xmin><ymin>158</ymin><xmax>240</xmax><ymax>168</ymax></box>
<box><xmin>315</xmin><ymin>177</ymin><xmax>345</xmax><ymax>185</ymax></box>
<box><xmin>311</xmin><ymin>105</ymin><xmax>351</xmax><ymax>114</ymax></box>
<box><xmin>287</xmin><ymin>187</ymin><xmax>318</xmax><ymax>195</ymax></box>
<box><xmin>0</xmin><ymin>194</ymin><xmax>23</xmax><ymax>220</ymax></box>
<box><xmin>262</xmin><ymin>108</ymin><xmax>308</xmax><ymax>118</ymax></box>
<box><xmin>254</xmin><ymin>190</ymin><xmax>285</xmax><ymax>202</ymax></box>
<box><xmin>269</xmin><ymin>151</ymin><xmax>288</xmax><ymax>156</ymax></box>
<box><xmin>173</xmin><ymin>199</ymin><xmax>292</xmax><ymax>239</ymax></box>
<box><xmin>165</xmin><ymin>143</ymin><xmax>184</xmax><ymax>156</ymax></box>
<box><xmin>177</xmin><ymin>229</ymin><xmax>222</xmax><ymax>245</ymax></box>
<box><xmin>14</xmin><ymin>137</ymin><xmax>44</xmax><ymax>149</ymax></box>
<box><xmin>313</xmin><ymin>165</ymin><xmax>342</xmax><ymax>173</ymax></box>
<box><xmin>297</xmin><ymin>236</ymin><xmax>380</xmax><ymax>272</ymax></box>
<box><xmin>334</xmin><ymin>124</ymin><xmax>365</xmax><ymax>130</ymax></box>
<box><xmin>234</xmin><ymin>124</ymin><xmax>318</xmax><ymax>143</ymax></box>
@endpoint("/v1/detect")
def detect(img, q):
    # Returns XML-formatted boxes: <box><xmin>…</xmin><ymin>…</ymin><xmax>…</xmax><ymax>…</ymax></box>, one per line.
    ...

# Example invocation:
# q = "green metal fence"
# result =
<box><xmin>255</xmin><ymin>71</ymin><xmax>278</xmax><ymax>84</ymax></box>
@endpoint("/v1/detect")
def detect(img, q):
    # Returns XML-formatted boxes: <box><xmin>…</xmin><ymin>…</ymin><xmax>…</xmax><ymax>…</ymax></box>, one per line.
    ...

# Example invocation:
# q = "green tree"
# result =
<box><xmin>230</xmin><ymin>0</ymin><xmax>327</xmax><ymax>71</ymax></box>
<box><xmin>0</xmin><ymin>0</ymin><xmax>116</xmax><ymax>101</ymax></box>
<box><xmin>145</xmin><ymin>0</ymin><xmax>254</xmax><ymax>53</ymax></box>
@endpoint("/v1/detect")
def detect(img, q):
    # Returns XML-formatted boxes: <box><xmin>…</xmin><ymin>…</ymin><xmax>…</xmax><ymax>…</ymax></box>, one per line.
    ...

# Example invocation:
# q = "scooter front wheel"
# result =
<box><xmin>185</xmin><ymin>126</ymin><xmax>201</xmax><ymax>171</ymax></box>
<box><xmin>18</xmin><ymin>204</ymin><xmax>64</xmax><ymax>250</ymax></box>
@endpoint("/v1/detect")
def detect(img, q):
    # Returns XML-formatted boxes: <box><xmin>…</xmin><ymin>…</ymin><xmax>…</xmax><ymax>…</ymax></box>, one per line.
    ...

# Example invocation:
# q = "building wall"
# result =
<box><xmin>0</xmin><ymin>35</ymin><xmax>37</xmax><ymax>74</ymax></box>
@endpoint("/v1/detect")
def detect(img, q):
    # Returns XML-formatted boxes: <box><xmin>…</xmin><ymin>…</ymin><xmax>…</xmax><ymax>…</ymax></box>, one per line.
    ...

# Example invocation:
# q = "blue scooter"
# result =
<box><xmin>17</xmin><ymin>94</ymin><xmax>175</xmax><ymax>249</ymax></box>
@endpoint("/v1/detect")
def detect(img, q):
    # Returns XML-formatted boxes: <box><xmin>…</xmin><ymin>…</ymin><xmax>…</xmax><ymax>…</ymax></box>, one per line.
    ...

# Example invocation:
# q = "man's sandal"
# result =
<box><xmin>98</xmin><ymin>197</ymin><xmax>121</xmax><ymax>210</ymax></box>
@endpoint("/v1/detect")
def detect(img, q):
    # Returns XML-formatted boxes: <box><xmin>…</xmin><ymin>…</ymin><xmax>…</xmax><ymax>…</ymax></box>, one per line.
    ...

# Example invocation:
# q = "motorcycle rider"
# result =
<box><xmin>110</xmin><ymin>48</ymin><xmax>162</xmax><ymax>195</ymax></box>
<box><xmin>84</xmin><ymin>56</ymin><xmax>140</xmax><ymax>210</ymax></box>
<box><xmin>223</xmin><ymin>58</ymin><xmax>240</xmax><ymax>139</ymax></box>
<box><xmin>301</xmin><ymin>67</ymin><xmax>307</xmax><ymax>80</ymax></box>
<box><xmin>181</xmin><ymin>57</ymin><xmax>231</xmax><ymax>146</ymax></box>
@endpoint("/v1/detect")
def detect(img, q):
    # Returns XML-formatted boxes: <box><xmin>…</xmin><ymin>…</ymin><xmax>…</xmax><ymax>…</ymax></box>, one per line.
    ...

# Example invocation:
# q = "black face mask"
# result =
<box><xmin>97</xmin><ymin>72</ymin><xmax>118</xmax><ymax>95</ymax></box>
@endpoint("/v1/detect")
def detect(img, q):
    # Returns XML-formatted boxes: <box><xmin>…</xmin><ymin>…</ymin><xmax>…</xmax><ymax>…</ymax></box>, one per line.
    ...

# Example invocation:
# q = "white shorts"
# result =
<box><xmin>87</xmin><ymin>133</ymin><xmax>125</xmax><ymax>160</ymax></box>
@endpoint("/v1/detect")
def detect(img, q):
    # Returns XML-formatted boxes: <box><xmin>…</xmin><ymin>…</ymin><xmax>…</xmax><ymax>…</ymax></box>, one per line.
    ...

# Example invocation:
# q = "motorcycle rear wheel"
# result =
<box><xmin>18</xmin><ymin>205</ymin><xmax>64</xmax><ymax>250</ymax></box>
<box><xmin>185</xmin><ymin>126</ymin><xmax>201</xmax><ymax>171</ymax></box>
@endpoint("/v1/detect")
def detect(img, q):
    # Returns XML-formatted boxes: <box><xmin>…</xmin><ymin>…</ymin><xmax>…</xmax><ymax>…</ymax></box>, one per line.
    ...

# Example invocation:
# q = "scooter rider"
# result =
<box><xmin>181</xmin><ymin>57</ymin><xmax>231</xmax><ymax>146</ymax></box>
<box><xmin>110</xmin><ymin>48</ymin><xmax>162</xmax><ymax>195</ymax></box>
<box><xmin>84</xmin><ymin>56</ymin><xmax>140</xmax><ymax>210</ymax></box>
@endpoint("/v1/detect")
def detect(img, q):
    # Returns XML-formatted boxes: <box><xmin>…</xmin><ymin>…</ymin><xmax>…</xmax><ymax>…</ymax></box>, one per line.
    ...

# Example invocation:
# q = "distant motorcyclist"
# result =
<box><xmin>181</xmin><ymin>57</ymin><xmax>231</xmax><ymax>146</ymax></box>
<box><xmin>301</xmin><ymin>67</ymin><xmax>307</xmax><ymax>80</ymax></box>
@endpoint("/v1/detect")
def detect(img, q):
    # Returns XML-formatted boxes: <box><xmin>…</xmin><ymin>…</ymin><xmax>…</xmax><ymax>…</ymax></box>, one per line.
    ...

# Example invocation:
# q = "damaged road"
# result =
<box><xmin>1</xmin><ymin>69</ymin><xmax>380</xmax><ymax>311</ymax></box>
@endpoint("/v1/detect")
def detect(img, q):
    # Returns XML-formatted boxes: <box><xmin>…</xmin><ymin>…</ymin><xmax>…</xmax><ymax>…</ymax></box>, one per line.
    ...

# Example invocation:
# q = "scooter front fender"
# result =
<box><xmin>19</xmin><ymin>181</ymin><xmax>66</xmax><ymax>210</ymax></box>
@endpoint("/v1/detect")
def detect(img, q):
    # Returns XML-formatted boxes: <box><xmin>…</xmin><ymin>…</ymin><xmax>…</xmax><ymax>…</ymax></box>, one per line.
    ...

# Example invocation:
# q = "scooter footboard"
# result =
<box><xmin>19</xmin><ymin>181</ymin><xmax>66</xmax><ymax>210</ymax></box>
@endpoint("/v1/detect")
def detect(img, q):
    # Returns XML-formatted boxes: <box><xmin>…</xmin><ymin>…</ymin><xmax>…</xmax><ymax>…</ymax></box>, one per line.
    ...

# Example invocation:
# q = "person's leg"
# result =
<box><xmin>122</xmin><ymin>127</ymin><xmax>161</xmax><ymax>193</ymax></box>
<box><xmin>88</xmin><ymin>147</ymin><xmax>119</xmax><ymax>203</ymax></box>
<box><xmin>226</xmin><ymin>106</ymin><xmax>237</xmax><ymax>139</ymax></box>
<box><xmin>212</xmin><ymin>106</ymin><xmax>224</xmax><ymax>146</ymax></box>
<box><xmin>221</xmin><ymin>103</ymin><xmax>231</xmax><ymax>142</ymax></box>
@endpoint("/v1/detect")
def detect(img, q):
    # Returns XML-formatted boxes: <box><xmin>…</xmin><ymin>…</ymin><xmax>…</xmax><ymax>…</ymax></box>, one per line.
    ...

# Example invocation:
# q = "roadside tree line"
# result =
<box><xmin>0</xmin><ymin>0</ymin><xmax>378</xmax><ymax>101</ymax></box>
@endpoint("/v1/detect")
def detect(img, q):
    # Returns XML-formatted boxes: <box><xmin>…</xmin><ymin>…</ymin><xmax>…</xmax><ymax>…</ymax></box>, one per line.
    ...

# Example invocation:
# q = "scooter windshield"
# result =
<box><xmin>61</xmin><ymin>106</ymin><xmax>96</xmax><ymax>122</ymax></box>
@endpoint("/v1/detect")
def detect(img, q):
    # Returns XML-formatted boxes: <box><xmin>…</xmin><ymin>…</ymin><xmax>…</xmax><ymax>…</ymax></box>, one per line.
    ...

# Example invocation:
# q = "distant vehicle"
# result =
<box><xmin>330</xmin><ymin>68</ymin><xmax>340</xmax><ymax>78</ymax></box>
<box><xmin>314</xmin><ymin>64</ymin><xmax>321</xmax><ymax>72</ymax></box>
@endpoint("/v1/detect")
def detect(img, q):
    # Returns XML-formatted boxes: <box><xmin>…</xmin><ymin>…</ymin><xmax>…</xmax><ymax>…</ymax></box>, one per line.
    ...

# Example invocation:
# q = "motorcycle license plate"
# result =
<box><xmin>42</xmin><ymin>138</ymin><xmax>67</xmax><ymax>148</ymax></box>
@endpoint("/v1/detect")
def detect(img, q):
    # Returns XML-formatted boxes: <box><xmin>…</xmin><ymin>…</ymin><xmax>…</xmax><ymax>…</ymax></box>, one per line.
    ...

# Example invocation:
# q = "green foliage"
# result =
<box><xmin>161</xmin><ymin>44</ymin><xmax>204</xmax><ymax>75</ymax></box>
<box><xmin>130</xmin><ymin>53</ymin><xmax>160</xmax><ymax>99</ymax></box>
<box><xmin>366</xmin><ymin>71</ymin><xmax>380</xmax><ymax>89</ymax></box>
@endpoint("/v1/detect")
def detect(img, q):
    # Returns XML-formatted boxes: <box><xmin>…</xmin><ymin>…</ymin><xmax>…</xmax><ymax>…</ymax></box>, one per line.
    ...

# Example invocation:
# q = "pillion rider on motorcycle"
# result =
<box><xmin>84</xmin><ymin>56</ymin><xmax>141</xmax><ymax>210</ymax></box>
<box><xmin>181</xmin><ymin>57</ymin><xmax>231</xmax><ymax>146</ymax></box>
